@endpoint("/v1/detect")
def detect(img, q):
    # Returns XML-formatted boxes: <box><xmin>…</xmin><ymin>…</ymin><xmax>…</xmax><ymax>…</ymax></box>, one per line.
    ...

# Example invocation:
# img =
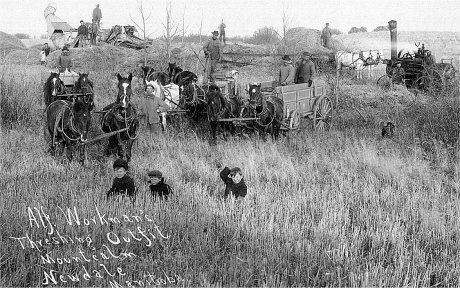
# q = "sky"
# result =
<box><xmin>1</xmin><ymin>0</ymin><xmax>459</xmax><ymax>38</ymax></box>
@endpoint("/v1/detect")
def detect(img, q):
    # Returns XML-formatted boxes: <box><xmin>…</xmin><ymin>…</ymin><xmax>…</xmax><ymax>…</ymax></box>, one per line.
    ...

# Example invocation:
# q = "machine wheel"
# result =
<box><xmin>377</xmin><ymin>75</ymin><xmax>392</xmax><ymax>91</ymax></box>
<box><xmin>313</xmin><ymin>96</ymin><xmax>333</xmax><ymax>132</ymax></box>
<box><xmin>289</xmin><ymin>109</ymin><xmax>300</xmax><ymax>130</ymax></box>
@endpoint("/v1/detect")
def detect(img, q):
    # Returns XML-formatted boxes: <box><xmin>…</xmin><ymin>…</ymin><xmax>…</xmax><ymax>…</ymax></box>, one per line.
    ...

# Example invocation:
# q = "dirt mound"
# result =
<box><xmin>0</xmin><ymin>32</ymin><xmax>26</xmax><ymax>55</ymax></box>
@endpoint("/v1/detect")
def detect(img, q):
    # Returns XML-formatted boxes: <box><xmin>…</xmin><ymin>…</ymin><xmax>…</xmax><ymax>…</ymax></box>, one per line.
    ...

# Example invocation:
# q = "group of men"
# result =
<box><xmin>76</xmin><ymin>4</ymin><xmax>102</xmax><ymax>47</ymax></box>
<box><xmin>278</xmin><ymin>52</ymin><xmax>316</xmax><ymax>87</ymax></box>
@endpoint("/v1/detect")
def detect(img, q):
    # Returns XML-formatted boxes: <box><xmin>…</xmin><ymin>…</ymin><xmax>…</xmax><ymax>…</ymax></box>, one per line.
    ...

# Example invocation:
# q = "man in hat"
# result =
<box><xmin>295</xmin><ymin>51</ymin><xmax>316</xmax><ymax>87</ymax></box>
<box><xmin>278</xmin><ymin>55</ymin><xmax>295</xmax><ymax>86</ymax></box>
<box><xmin>138</xmin><ymin>82</ymin><xmax>169</xmax><ymax>134</ymax></box>
<box><xmin>77</xmin><ymin>20</ymin><xmax>88</xmax><ymax>48</ymax></box>
<box><xmin>203</xmin><ymin>30</ymin><xmax>221</xmax><ymax>84</ymax></box>
<box><xmin>321</xmin><ymin>23</ymin><xmax>332</xmax><ymax>49</ymax></box>
<box><xmin>57</xmin><ymin>46</ymin><xmax>72</xmax><ymax>73</ymax></box>
<box><xmin>92</xmin><ymin>4</ymin><xmax>102</xmax><ymax>32</ymax></box>
<box><xmin>391</xmin><ymin>61</ymin><xmax>405</xmax><ymax>85</ymax></box>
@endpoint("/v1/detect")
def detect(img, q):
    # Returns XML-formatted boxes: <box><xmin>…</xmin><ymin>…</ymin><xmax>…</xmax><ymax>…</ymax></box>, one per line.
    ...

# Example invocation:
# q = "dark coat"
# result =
<box><xmin>149</xmin><ymin>179</ymin><xmax>172</xmax><ymax>200</ymax></box>
<box><xmin>78</xmin><ymin>24</ymin><xmax>88</xmax><ymax>36</ymax></box>
<box><xmin>220</xmin><ymin>167</ymin><xmax>247</xmax><ymax>199</ymax></box>
<box><xmin>107</xmin><ymin>175</ymin><xmax>136</xmax><ymax>200</ymax></box>
<box><xmin>295</xmin><ymin>59</ymin><xmax>316</xmax><ymax>84</ymax></box>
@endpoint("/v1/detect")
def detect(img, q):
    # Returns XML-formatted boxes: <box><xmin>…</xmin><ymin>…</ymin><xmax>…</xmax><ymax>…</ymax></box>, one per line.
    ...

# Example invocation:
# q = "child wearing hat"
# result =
<box><xmin>219</xmin><ymin>166</ymin><xmax>247</xmax><ymax>199</ymax></box>
<box><xmin>107</xmin><ymin>158</ymin><xmax>136</xmax><ymax>201</ymax></box>
<box><xmin>146</xmin><ymin>170</ymin><xmax>173</xmax><ymax>200</ymax></box>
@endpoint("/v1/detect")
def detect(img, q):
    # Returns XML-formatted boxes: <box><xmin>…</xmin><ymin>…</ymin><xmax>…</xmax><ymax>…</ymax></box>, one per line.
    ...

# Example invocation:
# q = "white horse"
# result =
<box><xmin>335</xmin><ymin>50</ymin><xmax>384</xmax><ymax>79</ymax></box>
<box><xmin>146</xmin><ymin>80</ymin><xmax>181</xmax><ymax>131</ymax></box>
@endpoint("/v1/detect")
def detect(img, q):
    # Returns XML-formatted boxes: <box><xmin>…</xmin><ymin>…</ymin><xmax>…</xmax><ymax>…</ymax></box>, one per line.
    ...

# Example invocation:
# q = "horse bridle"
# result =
<box><xmin>249</xmin><ymin>89</ymin><xmax>276</xmax><ymax>127</ymax></box>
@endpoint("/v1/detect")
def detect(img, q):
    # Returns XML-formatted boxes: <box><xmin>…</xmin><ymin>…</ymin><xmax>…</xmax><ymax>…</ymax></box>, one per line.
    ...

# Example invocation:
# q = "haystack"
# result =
<box><xmin>284</xmin><ymin>27</ymin><xmax>344</xmax><ymax>56</ymax></box>
<box><xmin>0</xmin><ymin>32</ymin><xmax>26</xmax><ymax>56</ymax></box>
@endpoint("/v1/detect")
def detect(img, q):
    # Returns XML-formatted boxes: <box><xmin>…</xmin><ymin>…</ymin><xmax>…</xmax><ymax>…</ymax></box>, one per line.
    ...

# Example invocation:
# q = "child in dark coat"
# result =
<box><xmin>147</xmin><ymin>170</ymin><xmax>172</xmax><ymax>200</ymax></box>
<box><xmin>107</xmin><ymin>158</ymin><xmax>136</xmax><ymax>201</ymax></box>
<box><xmin>220</xmin><ymin>166</ymin><xmax>247</xmax><ymax>199</ymax></box>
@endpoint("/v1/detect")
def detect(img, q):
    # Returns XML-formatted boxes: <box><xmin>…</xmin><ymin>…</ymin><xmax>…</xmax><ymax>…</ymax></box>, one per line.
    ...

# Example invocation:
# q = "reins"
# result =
<box><xmin>50</xmin><ymin>101</ymin><xmax>82</xmax><ymax>147</ymax></box>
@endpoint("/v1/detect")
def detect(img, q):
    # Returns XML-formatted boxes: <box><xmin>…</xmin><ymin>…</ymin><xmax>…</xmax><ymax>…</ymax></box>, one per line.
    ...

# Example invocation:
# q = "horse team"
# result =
<box><xmin>43</xmin><ymin>63</ymin><xmax>285</xmax><ymax>164</ymax></box>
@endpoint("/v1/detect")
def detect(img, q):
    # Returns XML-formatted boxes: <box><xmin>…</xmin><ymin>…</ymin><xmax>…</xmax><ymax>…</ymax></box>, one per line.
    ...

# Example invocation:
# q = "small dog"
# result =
<box><xmin>381</xmin><ymin>122</ymin><xmax>395</xmax><ymax>137</ymax></box>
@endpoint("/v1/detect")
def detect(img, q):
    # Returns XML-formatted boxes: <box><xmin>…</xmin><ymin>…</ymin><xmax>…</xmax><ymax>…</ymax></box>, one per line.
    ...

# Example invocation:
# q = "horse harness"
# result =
<box><xmin>49</xmin><ymin>101</ymin><xmax>82</xmax><ymax>147</ymax></box>
<box><xmin>249</xmin><ymin>92</ymin><xmax>276</xmax><ymax>128</ymax></box>
<box><xmin>102</xmin><ymin>103</ymin><xmax>138</xmax><ymax>140</ymax></box>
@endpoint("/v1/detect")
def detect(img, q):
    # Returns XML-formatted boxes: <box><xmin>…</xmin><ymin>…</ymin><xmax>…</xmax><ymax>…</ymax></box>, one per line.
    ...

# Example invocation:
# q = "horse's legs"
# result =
<box><xmin>126</xmin><ymin>139</ymin><xmax>134</xmax><ymax>162</ymax></box>
<box><xmin>65</xmin><ymin>140</ymin><xmax>73</xmax><ymax>162</ymax></box>
<box><xmin>116</xmin><ymin>133</ymin><xmax>125</xmax><ymax>160</ymax></box>
<box><xmin>79</xmin><ymin>144</ymin><xmax>87</xmax><ymax>165</ymax></box>
<box><xmin>105</xmin><ymin>135</ymin><xmax>116</xmax><ymax>156</ymax></box>
<box><xmin>209</xmin><ymin>121</ymin><xmax>217</xmax><ymax>145</ymax></box>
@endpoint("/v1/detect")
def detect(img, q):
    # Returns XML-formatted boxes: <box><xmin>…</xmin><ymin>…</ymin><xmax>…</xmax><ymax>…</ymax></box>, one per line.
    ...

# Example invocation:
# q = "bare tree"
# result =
<box><xmin>281</xmin><ymin>1</ymin><xmax>293</xmax><ymax>54</ymax></box>
<box><xmin>162</xmin><ymin>1</ymin><xmax>180</xmax><ymax>64</ymax></box>
<box><xmin>130</xmin><ymin>0</ymin><xmax>153</xmax><ymax>66</ymax></box>
<box><xmin>195</xmin><ymin>11</ymin><xmax>204</xmax><ymax>72</ymax></box>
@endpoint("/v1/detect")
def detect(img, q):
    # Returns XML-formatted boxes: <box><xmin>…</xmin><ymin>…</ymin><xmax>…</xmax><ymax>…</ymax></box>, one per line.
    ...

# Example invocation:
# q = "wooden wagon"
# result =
<box><xmin>221</xmin><ymin>80</ymin><xmax>333</xmax><ymax>133</ymax></box>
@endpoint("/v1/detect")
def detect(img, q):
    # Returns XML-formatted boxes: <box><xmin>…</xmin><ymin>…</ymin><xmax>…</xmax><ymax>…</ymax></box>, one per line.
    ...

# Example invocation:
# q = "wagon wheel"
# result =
<box><xmin>313</xmin><ymin>96</ymin><xmax>333</xmax><ymax>132</ymax></box>
<box><xmin>377</xmin><ymin>74</ymin><xmax>392</xmax><ymax>91</ymax></box>
<box><xmin>289</xmin><ymin>109</ymin><xmax>300</xmax><ymax>130</ymax></box>
<box><xmin>412</xmin><ymin>70</ymin><xmax>443</xmax><ymax>97</ymax></box>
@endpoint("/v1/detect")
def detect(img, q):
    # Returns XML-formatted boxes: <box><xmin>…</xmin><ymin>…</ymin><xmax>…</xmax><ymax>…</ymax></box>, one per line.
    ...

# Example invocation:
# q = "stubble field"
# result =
<box><xmin>1</xmin><ymin>39</ymin><xmax>460</xmax><ymax>287</ymax></box>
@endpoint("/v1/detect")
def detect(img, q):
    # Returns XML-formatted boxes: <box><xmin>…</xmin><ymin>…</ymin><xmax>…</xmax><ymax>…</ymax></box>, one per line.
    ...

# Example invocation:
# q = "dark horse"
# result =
<box><xmin>74</xmin><ymin>72</ymin><xmax>95</xmax><ymax>110</ymax></box>
<box><xmin>246</xmin><ymin>84</ymin><xmax>284</xmax><ymax>140</ymax></box>
<box><xmin>206</xmin><ymin>84</ymin><xmax>240</xmax><ymax>145</ymax></box>
<box><xmin>168</xmin><ymin>63</ymin><xmax>198</xmax><ymax>86</ymax></box>
<box><xmin>43</xmin><ymin>72</ymin><xmax>66</xmax><ymax>107</ymax></box>
<box><xmin>141</xmin><ymin>66</ymin><xmax>169</xmax><ymax>86</ymax></box>
<box><xmin>46</xmin><ymin>99</ymin><xmax>91</xmax><ymax>164</ymax></box>
<box><xmin>101</xmin><ymin>73</ymin><xmax>139</xmax><ymax>162</ymax></box>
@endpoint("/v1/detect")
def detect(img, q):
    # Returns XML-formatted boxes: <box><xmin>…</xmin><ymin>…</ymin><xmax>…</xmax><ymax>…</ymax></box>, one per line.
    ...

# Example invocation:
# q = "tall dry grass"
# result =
<box><xmin>1</xmin><ymin>63</ymin><xmax>460</xmax><ymax>287</ymax></box>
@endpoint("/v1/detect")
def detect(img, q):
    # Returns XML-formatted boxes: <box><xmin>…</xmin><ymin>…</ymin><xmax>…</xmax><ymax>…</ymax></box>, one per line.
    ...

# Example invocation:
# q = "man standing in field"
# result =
<box><xmin>391</xmin><ymin>61</ymin><xmax>405</xmax><ymax>85</ymax></box>
<box><xmin>321</xmin><ymin>23</ymin><xmax>332</xmax><ymax>49</ymax></box>
<box><xmin>203</xmin><ymin>31</ymin><xmax>221</xmax><ymax>84</ymax></box>
<box><xmin>77</xmin><ymin>20</ymin><xmax>88</xmax><ymax>48</ymax></box>
<box><xmin>92</xmin><ymin>4</ymin><xmax>102</xmax><ymax>31</ymax></box>
<box><xmin>138</xmin><ymin>83</ymin><xmax>169</xmax><ymax>134</ymax></box>
<box><xmin>295</xmin><ymin>51</ymin><xmax>316</xmax><ymax>87</ymax></box>
<box><xmin>218</xmin><ymin>19</ymin><xmax>226</xmax><ymax>45</ymax></box>
<box><xmin>278</xmin><ymin>55</ymin><xmax>295</xmax><ymax>86</ymax></box>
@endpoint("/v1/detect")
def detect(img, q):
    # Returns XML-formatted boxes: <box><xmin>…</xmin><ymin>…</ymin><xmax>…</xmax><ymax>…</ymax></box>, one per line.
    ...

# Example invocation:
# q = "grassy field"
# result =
<box><xmin>1</xmin><ymin>49</ymin><xmax>460</xmax><ymax>287</ymax></box>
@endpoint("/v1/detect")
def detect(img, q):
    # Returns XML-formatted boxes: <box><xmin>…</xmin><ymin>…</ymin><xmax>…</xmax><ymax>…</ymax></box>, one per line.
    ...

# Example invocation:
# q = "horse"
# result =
<box><xmin>206</xmin><ymin>84</ymin><xmax>240</xmax><ymax>144</ymax></box>
<box><xmin>246</xmin><ymin>84</ymin><xmax>284</xmax><ymax>140</ymax></box>
<box><xmin>45</xmin><ymin>99</ymin><xmax>91</xmax><ymax>164</ymax></box>
<box><xmin>168</xmin><ymin>63</ymin><xmax>198</xmax><ymax>86</ymax></box>
<box><xmin>335</xmin><ymin>50</ymin><xmax>384</xmax><ymax>79</ymax></box>
<box><xmin>43</xmin><ymin>72</ymin><xmax>66</xmax><ymax>107</ymax></box>
<box><xmin>141</xmin><ymin>66</ymin><xmax>169</xmax><ymax>86</ymax></box>
<box><xmin>74</xmin><ymin>72</ymin><xmax>95</xmax><ymax>110</ymax></box>
<box><xmin>101</xmin><ymin>73</ymin><xmax>139</xmax><ymax>162</ymax></box>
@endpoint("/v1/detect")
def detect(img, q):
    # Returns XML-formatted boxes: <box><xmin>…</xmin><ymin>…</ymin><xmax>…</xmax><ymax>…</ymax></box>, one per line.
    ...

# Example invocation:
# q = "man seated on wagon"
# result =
<box><xmin>57</xmin><ymin>46</ymin><xmax>79</xmax><ymax>82</ymax></box>
<box><xmin>277</xmin><ymin>55</ymin><xmax>295</xmax><ymax>86</ymax></box>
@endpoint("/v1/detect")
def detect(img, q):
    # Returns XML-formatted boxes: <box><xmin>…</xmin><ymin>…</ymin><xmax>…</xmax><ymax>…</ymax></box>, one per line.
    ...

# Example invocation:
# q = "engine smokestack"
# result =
<box><xmin>388</xmin><ymin>20</ymin><xmax>397</xmax><ymax>60</ymax></box>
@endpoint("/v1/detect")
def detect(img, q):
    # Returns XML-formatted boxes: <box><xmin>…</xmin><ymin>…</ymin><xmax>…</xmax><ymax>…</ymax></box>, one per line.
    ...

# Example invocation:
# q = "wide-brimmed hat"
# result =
<box><xmin>301</xmin><ymin>51</ymin><xmax>311</xmax><ymax>58</ymax></box>
<box><xmin>62</xmin><ymin>46</ymin><xmax>69</xmax><ymax>51</ymax></box>
<box><xmin>113</xmin><ymin>158</ymin><xmax>128</xmax><ymax>170</ymax></box>
<box><xmin>212</xmin><ymin>30</ymin><xmax>219</xmax><ymax>35</ymax></box>
<box><xmin>148</xmin><ymin>170</ymin><xmax>163</xmax><ymax>178</ymax></box>
<box><xmin>282</xmin><ymin>55</ymin><xmax>291</xmax><ymax>61</ymax></box>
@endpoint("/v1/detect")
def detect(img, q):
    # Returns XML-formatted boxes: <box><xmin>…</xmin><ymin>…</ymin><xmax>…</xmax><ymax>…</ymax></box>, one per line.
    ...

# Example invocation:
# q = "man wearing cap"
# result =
<box><xmin>92</xmin><ymin>4</ymin><xmax>102</xmax><ymax>32</ymax></box>
<box><xmin>277</xmin><ymin>55</ymin><xmax>295</xmax><ymax>86</ymax></box>
<box><xmin>321</xmin><ymin>23</ymin><xmax>332</xmax><ymax>49</ymax></box>
<box><xmin>203</xmin><ymin>31</ymin><xmax>221</xmax><ymax>84</ymax></box>
<box><xmin>146</xmin><ymin>170</ymin><xmax>173</xmax><ymax>200</ymax></box>
<box><xmin>77</xmin><ymin>20</ymin><xmax>88</xmax><ymax>48</ymax></box>
<box><xmin>295</xmin><ymin>51</ymin><xmax>316</xmax><ymax>87</ymax></box>
<box><xmin>138</xmin><ymin>82</ymin><xmax>169</xmax><ymax>134</ymax></box>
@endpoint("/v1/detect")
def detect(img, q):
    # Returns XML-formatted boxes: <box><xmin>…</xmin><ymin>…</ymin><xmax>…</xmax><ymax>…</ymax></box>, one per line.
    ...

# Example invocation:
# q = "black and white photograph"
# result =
<box><xmin>1</xmin><ymin>0</ymin><xmax>460</xmax><ymax>286</ymax></box>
